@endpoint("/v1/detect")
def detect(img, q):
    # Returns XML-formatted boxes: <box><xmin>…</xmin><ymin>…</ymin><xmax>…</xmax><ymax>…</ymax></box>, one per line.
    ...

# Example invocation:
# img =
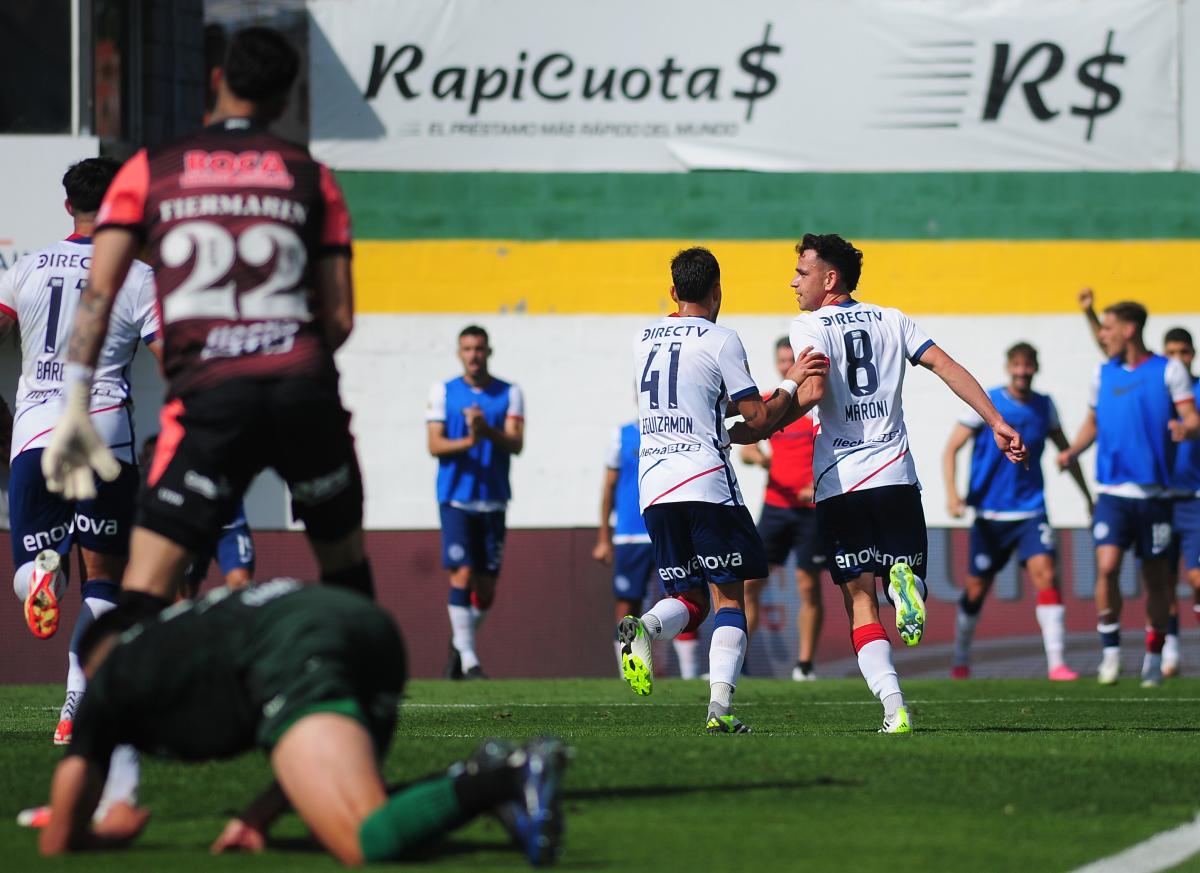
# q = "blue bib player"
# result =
<box><xmin>1162</xmin><ymin>327</ymin><xmax>1200</xmax><ymax>676</ymax></box>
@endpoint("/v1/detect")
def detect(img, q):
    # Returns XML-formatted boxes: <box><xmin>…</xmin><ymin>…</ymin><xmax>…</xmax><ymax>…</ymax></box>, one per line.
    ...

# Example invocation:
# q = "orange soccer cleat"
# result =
<box><xmin>24</xmin><ymin>550</ymin><xmax>63</xmax><ymax>639</ymax></box>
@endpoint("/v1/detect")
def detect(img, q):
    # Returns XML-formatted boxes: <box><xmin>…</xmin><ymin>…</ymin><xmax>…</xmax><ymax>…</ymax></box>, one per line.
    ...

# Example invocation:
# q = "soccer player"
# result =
<box><xmin>1163</xmin><ymin>327</ymin><xmax>1200</xmax><ymax>676</ymax></box>
<box><xmin>943</xmin><ymin>341</ymin><xmax>1092</xmax><ymax>680</ymax></box>
<box><xmin>40</xmin><ymin>28</ymin><xmax>373</xmax><ymax>614</ymax></box>
<box><xmin>0</xmin><ymin>158</ymin><xmax>160</xmax><ymax>750</ymax></box>
<box><xmin>35</xmin><ymin>579</ymin><xmax>569</xmax><ymax>867</ymax></box>
<box><xmin>1058</xmin><ymin>302</ymin><xmax>1200</xmax><ymax>686</ymax></box>
<box><xmin>593</xmin><ymin>418</ymin><xmax>700</xmax><ymax>679</ymax></box>
<box><xmin>789</xmin><ymin>233</ymin><xmax>1026</xmax><ymax>733</ymax></box>
<box><xmin>739</xmin><ymin>337</ymin><xmax>824</xmax><ymax>681</ymax></box>
<box><xmin>427</xmin><ymin>325</ymin><xmax>524</xmax><ymax>680</ymax></box>
<box><xmin>620</xmin><ymin>247</ymin><xmax>829</xmax><ymax>734</ymax></box>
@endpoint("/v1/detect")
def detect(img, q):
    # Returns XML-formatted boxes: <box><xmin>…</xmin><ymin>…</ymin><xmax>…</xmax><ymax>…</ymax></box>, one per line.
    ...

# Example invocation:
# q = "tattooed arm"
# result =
<box><xmin>67</xmin><ymin>228</ymin><xmax>138</xmax><ymax>367</ymax></box>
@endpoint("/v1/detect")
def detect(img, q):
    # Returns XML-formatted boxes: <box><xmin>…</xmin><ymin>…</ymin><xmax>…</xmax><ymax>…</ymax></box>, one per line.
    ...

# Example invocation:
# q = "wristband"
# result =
<box><xmin>63</xmin><ymin>362</ymin><xmax>95</xmax><ymax>389</ymax></box>
<box><xmin>778</xmin><ymin>379</ymin><xmax>799</xmax><ymax>397</ymax></box>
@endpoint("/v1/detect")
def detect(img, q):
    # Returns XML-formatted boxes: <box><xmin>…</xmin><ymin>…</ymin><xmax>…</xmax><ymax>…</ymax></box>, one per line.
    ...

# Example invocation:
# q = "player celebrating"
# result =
<box><xmin>620</xmin><ymin>247</ymin><xmax>828</xmax><ymax>734</ymax></box>
<box><xmin>593</xmin><ymin>418</ymin><xmax>699</xmax><ymax>679</ymax></box>
<box><xmin>1059</xmin><ymin>302</ymin><xmax>1200</xmax><ymax>686</ymax></box>
<box><xmin>942</xmin><ymin>341</ymin><xmax>1092</xmax><ymax>680</ymax></box>
<box><xmin>0</xmin><ymin>158</ymin><xmax>160</xmax><ymax>752</ymax></box>
<box><xmin>1163</xmin><ymin>328</ymin><xmax>1200</xmax><ymax>675</ymax></box>
<box><xmin>789</xmin><ymin>233</ymin><xmax>1026</xmax><ymax>733</ymax></box>
<box><xmin>427</xmin><ymin>325</ymin><xmax>524</xmax><ymax>680</ymax></box>
<box><xmin>739</xmin><ymin>337</ymin><xmax>824</xmax><ymax>681</ymax></box>
<box><xmin>35</xmin><ymin>579</ymin><xmax>569</xmax><ymax>867</ymax></box>
<box><xmin>40</xmin><ymin>28</ymin><xmax>372</xmax><ymax>612</ymax></box>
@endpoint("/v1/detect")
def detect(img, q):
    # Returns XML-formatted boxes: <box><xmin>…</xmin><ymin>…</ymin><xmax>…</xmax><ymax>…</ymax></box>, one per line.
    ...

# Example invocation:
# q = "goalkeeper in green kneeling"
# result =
<box><xmin>35</xmin><ymin>579</ymin><xmax>568</xmax><ymax>866</ymax></box>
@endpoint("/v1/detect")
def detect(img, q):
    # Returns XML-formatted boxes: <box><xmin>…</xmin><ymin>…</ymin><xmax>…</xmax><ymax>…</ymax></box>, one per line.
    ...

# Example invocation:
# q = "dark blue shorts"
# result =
<box><xmin>440</xmin><ymin>504</ymin><xmax>506</xmax><ymax>575</ymax></box>
<box><xmin>757</xmin><ymin>503</ymin><xmax>824</xmax><ymax>570</ymax></box>
<box><xmin>1172</xmin><ymin>498</ymin><xmax>1200</xmax><ymax>571</ymax></box>
<box><xmin>817</xmin><ymin>484</ymin><xmax>928</xmax><ymax>586</ymax></box>
<box><xmin>642</xmin><ymin>501</ymin><xmax>768</xmax><ymax>595</ymax></box>
<box><xmin>968</xmin><ymin>513</ymin><xmax>1054</xmax><ymax>577</ymax></box>
<box><xmin>186</xmin><ymin>506</ymin><xmax>256</xmax><ymax>586</ymax></box>
<box><xmin>8</xmin><ymin>449</ymin><xmax>137</xmax><ymax>567</ymax></box>
<box><xmin>613</xmin><ymin>542</ymin><xmax>654</xmax><ymax>602</ymax></box>
<box><xmin>1092</xmin><ymin>494</ymin><xmax>1173</xmax><ymax>560</ymax></box>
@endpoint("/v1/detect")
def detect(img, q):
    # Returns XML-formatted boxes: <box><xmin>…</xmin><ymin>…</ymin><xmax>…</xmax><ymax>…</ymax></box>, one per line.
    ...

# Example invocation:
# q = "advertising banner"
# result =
<box><xmin>309</xmin><ymin>0</ymin><xmax>1178</xmax><ymax>172</ymax></box>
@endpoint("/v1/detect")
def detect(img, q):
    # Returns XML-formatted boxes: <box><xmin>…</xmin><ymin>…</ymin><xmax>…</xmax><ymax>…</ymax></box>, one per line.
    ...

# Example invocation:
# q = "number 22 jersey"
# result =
<box><xmin>94</xmin><ymin>118</ymin><xmax>353</xmax><ymax>398</ymax></box>
<box><xmin>790</xmin><ymin>300</ymin><xmax>934</xmax><ymax>502</ymax></box>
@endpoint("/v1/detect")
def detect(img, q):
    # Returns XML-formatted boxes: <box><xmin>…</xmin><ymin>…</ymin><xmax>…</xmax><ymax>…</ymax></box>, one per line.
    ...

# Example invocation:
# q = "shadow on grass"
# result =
<box><xmin>920</xmin><ymin>726</ymin><xmax>1200</xmax><ymax>733</ymax></box>
<box><xmin>564</xmin><ymin>775</ymin><xmax>861</xmax><ymax>800</ymax></box>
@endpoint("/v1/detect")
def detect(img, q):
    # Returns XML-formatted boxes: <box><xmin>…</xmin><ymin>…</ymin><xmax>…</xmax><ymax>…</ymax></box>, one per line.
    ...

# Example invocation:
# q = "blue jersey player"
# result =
<box><xmin>1162</xmin><ymin>327</ymin><xmax>1200</xmax><ymax>676</ymax></box>
<box><xmin>426</xmin><ymin>325</ymin><xmax>524</xmax><ymax>680</ymax></box>
<box><xmin>1060</xmin><ymin>302</ymin><xmax>1200</xmax><ymax>686</ymax></box>
<box><xmin>592</xmin><ymin>421</ymin><xmax>699</xmax><ymax>679</ymax></box>
<box><xmin>943</xmin><ymin>342</ymin><xmax>1092</xmax><ymax>680</ymax></box>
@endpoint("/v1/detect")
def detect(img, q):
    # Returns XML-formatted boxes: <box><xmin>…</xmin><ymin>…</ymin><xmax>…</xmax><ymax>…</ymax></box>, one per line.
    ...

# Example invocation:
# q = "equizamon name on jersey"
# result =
<box><xmin>659</xmin><ymin>551</ymin><xmax>743</xmax><ymax>580</ymax></box>
<box><xmin>23</xmin><ymin>515</ymin><xmax>119</xmax><ymax>551</ymax></box>
<box><xmin>641</xmin><ymin>415</ymin><xmax>694</xmax><ymax>435</ymax></box>
<box><xmin>834</xmin><ymin>547</ymin><xmax>924</xmax><ymax>571</ymax></box>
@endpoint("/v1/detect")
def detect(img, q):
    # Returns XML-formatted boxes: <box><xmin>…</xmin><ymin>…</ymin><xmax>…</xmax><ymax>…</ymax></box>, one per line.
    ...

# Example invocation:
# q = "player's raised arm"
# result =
<box><xmin>729</xmin><ymin>347</ymin><xmax>828</xmax><ymax>443</ymax></box>
<box><xmin>942</xmin><ymin>423</ymin><xmax>974</xmax><ymax>518</ymax></box>
<box><xmin>916</xmin><ymin>344</ymin><xmax>1026</xmax><ymax>464</ymax></box>
<box><xmin>1078</xmin><ymin>287</ymin><xmax>1104</xmax><ymax>354</ymax></box>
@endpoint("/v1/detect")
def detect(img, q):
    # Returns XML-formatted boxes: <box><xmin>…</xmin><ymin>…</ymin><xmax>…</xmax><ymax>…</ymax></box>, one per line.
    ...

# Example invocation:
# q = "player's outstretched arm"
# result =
<box><xmin>1058</xmin><ymin>409</ymin><xmax>1097</xmax><ymax>471</ymax></box>
<box><xmin>1078</xmin><ymin>287</ymin><xmax>1104</xmax><ymax>355</ymax></box>
<box><xmin>212</xmin><ymin>781</ymin><xmax>290</xmax><ymax>854</ymax></box>
<box><xmin>592</xmin><ymin>467</ymin><xmax>618</xmax><ymax>565</ymax></box>
<box><xmin>40</xmin><ymin>755</ymin><xmax>148</xmax><ymax>854</ymax></box>
<box><xmin>1050</xmin><ymin>427</ymin><xmax>1093</xmax><ymax>514</ymax></box>
<box><xmin>918</xmin><ymin>345</ymin><xmax>1026</xmax><ymax>464</ymax></box>
<box><xmin>314</xmin><ymin>254</ymin><xmax>354</xmax><ymax>352</ymax></box>
<box><xmin>942</xmin><ymin>424</ymin><xmax>973</xmax><ymax>518</ymax></box>
<box><xmin>729</xmin><ymin>347</ymin><xmax>828</xmax><ymax>443</ymax></box>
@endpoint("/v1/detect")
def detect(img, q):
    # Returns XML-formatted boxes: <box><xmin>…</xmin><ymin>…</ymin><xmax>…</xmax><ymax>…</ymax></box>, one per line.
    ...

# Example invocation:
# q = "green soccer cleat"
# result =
<box><xmin>705</xmin><ymin>713</ymin><xmax>752</xmax><ymax>734</ymax></box>
<box><xmin>888</xmin><ymin>562</ymin><xmax>926</xmax><ymax>647</ymax></box>
<box><xmin>879</xmin><ymin>706</ymin><xmax>913</xmax><ymax>734</ymax></box>
<box><xmin>616</xmin><ymin>616</ymin><xmax>653</xmax><ymax>696</ymax></box>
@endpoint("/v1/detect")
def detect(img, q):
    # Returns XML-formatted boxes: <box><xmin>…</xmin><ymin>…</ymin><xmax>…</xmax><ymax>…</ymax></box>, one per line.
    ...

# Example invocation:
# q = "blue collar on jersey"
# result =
<box><xmin>833</xmin><ymin>298</ymin><xmax>857</xmax><ymax>308</ymax></box>
<box><xmin>65</xmin><ymin>235</ymin><xmax>91</xmax><ymax>245</ymax></box>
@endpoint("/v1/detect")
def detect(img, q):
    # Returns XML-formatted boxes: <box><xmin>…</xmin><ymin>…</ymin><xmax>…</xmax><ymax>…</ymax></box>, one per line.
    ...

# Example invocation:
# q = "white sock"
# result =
<box><xmin>613</xmin><ymin>640</ymin><xmax>624</xmax><ymax>677</ymax></box>
<box><xmin>66</xmin><ymin>652</ymin><xmax>86</xmax><ymax>697</ymax></box>
<box><xmin>97</xmin><ymin>745</ymin><xmax>139</xmax><ymax>809</ymax></box>
<box><xmin>1163</xmin><ymin>633</ymin><xmax>1180</xmax><ymax>665</ymax></box>
<box><xmin>674</xmin><ymin>637</ymin><xmax>700</xmax><ymax>679</ymax></box>
<box><xmin>448</xmin><ymin>604</ymin><xmax>479</xmax><ymax>671</ymax></box>
<box><xmin>707</xmin><ymin>626</ymin><xmax>747</xmax><ymax>715</ymax></box>
<box><xmin>1036</xmin><ymin>604</ymin><xmax>1067</xmax><ymax>671</ymax></box>
<box><xmin>641</xmin><ymin>598</ymin><xmax>690</xmax><ymax>641</ymax></box>
<box><xmin>953</xmin><ymin>607</ymin><xmax>979</xmax><ymax>667</ymax></box>
<box><xmin>857</xmin><ymin>639</ymin><xmax>904</xmax><ymax>715</ymax></box>
<box><xmin>471</xmin><ymin>605</ymin><xmax>488</xmax><ymax>628</ymax></box>
<box><xmin>1144</xmin><ymin>651</ymin><xmax>1163</xmax><ymax>674</ymax></box>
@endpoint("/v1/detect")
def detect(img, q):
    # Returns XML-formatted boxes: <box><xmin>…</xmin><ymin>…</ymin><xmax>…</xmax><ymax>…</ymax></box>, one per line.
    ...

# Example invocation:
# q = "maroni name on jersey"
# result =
<box><xmin>820</xmin><ymin>310</ymin><xmax>884</xmax><ymax>326</ymax></box>
<box><xmin>158</xmin><ymin>193</ymin><xmax>308</xmax><ymax>226</ymax></box>
<box><xmin>844</xmin><ymin>399</ymin><xmax>890</xmax><ymax>422</ymax></box>
<box><xmin>641</xmin><ymin>415</ymin><xmax>695</xmax><ymax>435</ymax></box>
<box><xmin>642</xmin><ymin>324</ymin><xmax>710</xmax><ymax>340</ymax></box>
<box><xmin>35</xmin><ymin>251</ymin><xmax>91</xmax><ymax>271</ymax></box>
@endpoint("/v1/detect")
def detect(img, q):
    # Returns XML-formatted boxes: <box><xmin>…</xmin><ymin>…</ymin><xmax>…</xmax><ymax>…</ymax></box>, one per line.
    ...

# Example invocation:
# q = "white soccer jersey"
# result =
<box><xmin>790</xmin><ymin>300</ymin><xmax>934</xmax><ymax>502</ymax></box>
<box><xmin>0</xmin><ymin>238</ymin><xmax>159</xmax><ymax>462</ymax></box>
<box><xmin>634</xmin><ymin>315</ymin><xmax>758</xmax><ymax>510</ymax></box>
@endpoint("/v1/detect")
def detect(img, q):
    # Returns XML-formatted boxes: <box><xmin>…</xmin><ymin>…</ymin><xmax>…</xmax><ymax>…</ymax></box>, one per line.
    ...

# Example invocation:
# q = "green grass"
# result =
<box><xmin>3</xmin><ymin>679</ymin><xmax>1200</xmax><ymax>871</ymax></box>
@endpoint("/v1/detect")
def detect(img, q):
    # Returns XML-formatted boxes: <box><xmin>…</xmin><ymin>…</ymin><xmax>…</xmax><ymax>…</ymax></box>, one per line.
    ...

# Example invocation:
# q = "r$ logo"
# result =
<box><xmin>733</xmin><ymin>23</ymin><xmax>781</xmax><ymax>122</ymax></box>
<box><xmin>981</xmin><ymin>29</ymin><xmax>1125</xmax><ymax>142</ymax></box>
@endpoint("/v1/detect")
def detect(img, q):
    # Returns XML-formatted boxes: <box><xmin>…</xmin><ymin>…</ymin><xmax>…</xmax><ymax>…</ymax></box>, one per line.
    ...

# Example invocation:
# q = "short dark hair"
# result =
<box><xmin>62</xmin><ymin>157</ymin><xmax>121</xmax><ymax>213</ymax></box>
<box><xmin>1164</xmin><ymin>327</ymin><xmax>1194</xmax><ymax>349</ymax></box>
<box><xmin>76</xmin><ymin>607</ymin><xmax>142</xmax><ymax>670</ymax></box>
<box><xmin>1104</xmin><ymin>301</ymin><xmax>1148</xmax><ymax>333</ymax></box>
<box><xmin>222</xmin><ymin>27</ymin><xmax>299</xmax><ymax>105</ymax></box>
<box><xmin>670</xmin><ymin>247</ymin><xmax>720</xmax><ymax>302</ymax></box>
<box><xmin>459</xmin><ymin>325</ymin><xmax>489</xmax><ymax>344</ymax></box>
<box><xmin>775</xmin><ymin>336</ymin><xmax>791</xmax><ymax>351</ymax></box>
<box><xmin>796</xmin><ymin>233</ymin><xmax>863</xmax><ymax>292</ymax></box>
<box><xmin>1006</xmin><ymin>341</ymin><xmax>1038</xmax><ymax>365</ymax></box>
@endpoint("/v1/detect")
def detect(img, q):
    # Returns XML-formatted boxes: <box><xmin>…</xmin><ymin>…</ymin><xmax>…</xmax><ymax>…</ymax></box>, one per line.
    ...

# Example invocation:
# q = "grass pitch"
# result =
<box><xmin>3</xmin><ymin>678</ymin><xmax>1200</xmax><ymax>872</ymax></box>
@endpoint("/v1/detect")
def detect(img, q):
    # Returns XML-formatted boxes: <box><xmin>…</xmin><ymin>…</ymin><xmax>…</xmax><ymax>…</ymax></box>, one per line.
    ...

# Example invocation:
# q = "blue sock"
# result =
<box><xmin>70</xmin><ymin>579</ymin><xmax>120</xmax><ymax>654</ymax></box>
<box><xmin>1167</xmin><ymin>615</ymin><xmax>1180</xmax><ymax>636</ymax></box>
<box><xmin>448</xmin><ymin>587</ymin><xmax>470</xmax><ymax>607</ymax></box>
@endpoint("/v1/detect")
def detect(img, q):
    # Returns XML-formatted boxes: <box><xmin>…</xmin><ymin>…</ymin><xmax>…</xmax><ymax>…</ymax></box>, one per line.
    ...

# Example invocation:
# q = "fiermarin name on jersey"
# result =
<box><xmin>844</xmin><ymin>399</ymin><xmax>890</xmax><ymax>422</ymax></box>
<box><xmin>819</xmin><ymin>310</ymin><xmax>885</xmax><ymax>326</ymax></box>
<box><xmin>158</xmin><ymin>193</ymin><xmax>308</xmax><ymax>225</ymax></box>
<box><xmin>641</xmin><ymin>324</ymin><xmax>711</xmax><ymax>340</ymax></box>
<box><xmin>642</xmin><ymin>415</ymin><xmax>694</xmax><ymax>435</ymax></box>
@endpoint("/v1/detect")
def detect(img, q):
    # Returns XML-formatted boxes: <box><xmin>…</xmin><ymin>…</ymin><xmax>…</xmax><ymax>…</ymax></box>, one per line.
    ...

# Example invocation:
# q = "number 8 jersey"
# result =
<box><xmin>634</xmin><ymin>315</ymin><xmax>759</xmax><ymax>511</ymax></box>
<box><xmin>94</xmin><ymin>118</ymin><xmax>352</xmax><ymax>398</ymax></box>
<box><xmin>790</xmin><ymin>300</ymin><xmax>934</xmax><ymax>502</ymax></box>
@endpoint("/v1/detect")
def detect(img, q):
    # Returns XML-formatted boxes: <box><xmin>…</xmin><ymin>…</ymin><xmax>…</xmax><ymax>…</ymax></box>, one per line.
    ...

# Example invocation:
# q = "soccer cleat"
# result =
<box><xmin>1048</xmin><ymin>665</ymin><xmax>1079</xmax><ymax>682</ymax></box>
<box><xmin>1097</xmin><ymin>651</ymin><xmax>1121</xmax><ymax>685</ymax></box>
<box><xmin>24</xmin><ymin>550</ymin><xmax>62</xmax><ymax>639</ymax></box>
<box><xmin>616</xmin><ymin>615</ymin><xmax>653</xmax><ymax>696</ymax></box>
<box><xmin>951</xmin><ymin>664</ymin><xmax>970</xmax><ymax>680</ymax></box>
<box><xmin>888</xmin><ymin>562</ymin><xmax>926</xmax><ymax>647</ymax></box>
<box><xmin>54</xmin><ymin>689</ymin><xmax>82</xmax><ymax>745</ymax></box>
<box><xmin>879</xmin><ymin>706</ymin><xmax>913</xmax><ymax>734</ymax></box>
<box><xmin>1162</xmin><ymin>658</ymin><xmax>1180</xmax><ymax>679</ymax></box>
<box><xmin>1141</xmin><ymin>655</ymin><xmax>1163</xmax><ymax>689</ymax></box>
<box><xmin>463</xmin><ymin>665</ymin><xmax>489</xmax><ymax>680</ymax></box>
<box><xmin>791</xmin><ymin>662</ymin><xmax>817</xmax><ymax>682</ymax></box>
<box><xmin>705</xmin><ymin>713</ymin><xmax>752</xmax><ymax>734</ymax></box>
<box><xmin>444</xmin><ymin>641</ymin><xmax>464</xmax><ymax>680</ymax></box>
<box><xmin>16</xmin><ymin>805</ymin><xmax>51</xmax><ymax>828</ymax></box>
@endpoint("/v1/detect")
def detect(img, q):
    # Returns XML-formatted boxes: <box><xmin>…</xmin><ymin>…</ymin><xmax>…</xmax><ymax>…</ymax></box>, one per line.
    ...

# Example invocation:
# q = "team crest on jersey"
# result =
<box><xmin>181</xmin><ymin>150</ymin><xmax>295</xmax><ymax>189</ymax></box>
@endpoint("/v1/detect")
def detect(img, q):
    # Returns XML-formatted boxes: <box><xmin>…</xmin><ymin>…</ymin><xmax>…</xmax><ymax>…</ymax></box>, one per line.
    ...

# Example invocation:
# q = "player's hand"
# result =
<box><xmin>1056</xmin><ymin>449</ymin><xmax>1074</xmax><ymax>471</ymax></box>
<box><xmin>92</xmin><ymin>801</ymin><xmax>150</xmax><ymax>845</ymax></box>
<box><xmin>211</xmin><ymin>818</ymin><xmax>266</xmax><ymax>854</ymax></box>
<box><xmin>947</xmin><ymin>495</ymin><xmax>966</xmax><ymax>518</ymax></box>
<box><xmin>991</xmin><ymin>421</ymin><xmax>1027</xmax><ymax>466</ymax></box>
<box><xmin>797</xmin><ymin>485</ymin><xmax>814</xmax><ymax>503</ymax></box>
<box><xmin>41</xmin><ymin>384</ymin><xmax>120</xmax><ymax>501</ymax></box>
<box><xmin>785</xmin><ymin>346</ymin><xmax>829</xmax><ymax>385</ymax></box>
<box><xmin>1078</xmin><ymin>287</ymin><xmax>1094</xmax><ymax>311</ymax></box>
<box><xmin>1168</xmin><ymin>419</ymin><xmax>1195</xmax><ymax>443</ymax></box>
<box><xmin>592</xmin><ymin>540</ymin><xmax>614</xmax><ymax>565</ymax></box>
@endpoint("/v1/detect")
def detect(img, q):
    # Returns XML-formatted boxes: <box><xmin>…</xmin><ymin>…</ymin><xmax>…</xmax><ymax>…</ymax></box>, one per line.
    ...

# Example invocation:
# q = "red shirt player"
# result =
<box><xmin>739</xmin><ymin>337</ymin><xmax>825</xmax><ymax>680</ymax></box>
<box><xmin>42</xmin><ymin>27</ymin><xmax>372</xmax><ymax>614</ymax></box>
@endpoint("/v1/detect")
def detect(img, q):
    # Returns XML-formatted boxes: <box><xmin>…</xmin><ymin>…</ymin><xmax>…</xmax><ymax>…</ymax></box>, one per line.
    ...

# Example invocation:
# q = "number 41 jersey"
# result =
<box><xmin>634</xmin><ymin>315</ymin><xmax>759</xmax><ymax>511</ymax></box>
<box><xmin>790</xmin><ymin>300</ymin><xmax>935</xmax><ymax>502</ymax></box>
<box><xmin>95</xmin><ymin>118</ymin><xmax>352</xmax><ymax>398</ymax></box>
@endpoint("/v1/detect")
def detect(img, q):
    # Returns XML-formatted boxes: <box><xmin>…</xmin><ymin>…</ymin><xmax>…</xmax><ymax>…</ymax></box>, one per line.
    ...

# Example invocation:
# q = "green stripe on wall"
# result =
<box><xmin>338</xmin><ymin>171</ymin><xmax>1200</xmax><ymax>241</ymax></box>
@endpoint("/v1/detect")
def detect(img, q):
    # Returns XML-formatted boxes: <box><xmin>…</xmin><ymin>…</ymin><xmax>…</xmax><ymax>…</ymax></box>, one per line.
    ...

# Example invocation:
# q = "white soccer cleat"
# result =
<box><xmin>616</xmin><ymin>615</ymin><xmax>653</xmax><ymax>696</ymax></box>
<box><xmin>1097</xmin><ymin>650</ymin><xmax>1121</xmax><ymax>685</ymax></box>
<box><xmin>879</xmin><ymin>706</ymin><xmax>913</xmax><ymax>734</ymax></box>
<box><xmin>791</xmin><ymin>663</ymin><xmax>817</xmax><ymax>682</ymax></box>
<box><xmin>1140</xmin><ymin>653</ymin><xmax>1163</xmax><ymax>689</ymax></box>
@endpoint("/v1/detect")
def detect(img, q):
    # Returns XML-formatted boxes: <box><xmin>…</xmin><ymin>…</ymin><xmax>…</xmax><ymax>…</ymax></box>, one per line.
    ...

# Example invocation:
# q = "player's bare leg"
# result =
<box><xmin>120</xmin><ymin>527</ymin><xmax>193</xmax><ymax>602</ymax></box>
<box><xmin>1027</xmin><ymin>554</ymin><xmax>1076</xmax><ymax>680</ymax></box>
<box><xmin>705</xmin><ymin>580</ymin><xmax>751</xmax><ymax>733</ymax></box>
<box><xmin>793</xmin><ymin>567</ymin><xmax>822</xmax><ymax>680</ymax></box>
<box><xmin>224</xmin><ymin>567</ymin><xmax>252</xmax><ymax>590</ymax></box>
<box><xmin>1141</xmin><ymin>557</ymin><xmax>1171</xmax><ymax>687</ymax></box>
<box><xmin>951</xmin><ymin>573</ymin><xmax>993</xmax><ymax>678</ymax></box>
<box><xmin>1094</xmin><ymin>545</ymin><xmax>1124</xmax><ymax>684</ymax></box>
<box><xmin>744</xmin><ymin>576</ymin><xmax>767</xmax><ymax>638</ymax></box>
<box><xmin>843</xmin><ymin>574</ymin><xmax>910</xmax><ymax>733</ymax></box>
<box><xmin>1163</xmin><ymin>568</ymin><xmax>1182</xmax><ymax>678</ymax></box>
<box><xmin>308</xmin><ymin>526</ymin><xmax>375</xmax><ymax>599</ymax></box>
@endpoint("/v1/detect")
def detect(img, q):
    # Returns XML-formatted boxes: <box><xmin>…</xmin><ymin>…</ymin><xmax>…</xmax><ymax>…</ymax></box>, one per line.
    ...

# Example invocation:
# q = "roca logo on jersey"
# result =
<box><xmin>658</xmin><ymin>552</ymin><xmax>743</xmax><ymax>580</ymax></box>
<box><xmin>22</xmin><ymin>515</ymin><xmax>119</xmax><ymax>551</ymax></box>
<box><xmin>180</xmin><ymin>149</ymin><xmax>295</xmax><ymax>190</ymax></box>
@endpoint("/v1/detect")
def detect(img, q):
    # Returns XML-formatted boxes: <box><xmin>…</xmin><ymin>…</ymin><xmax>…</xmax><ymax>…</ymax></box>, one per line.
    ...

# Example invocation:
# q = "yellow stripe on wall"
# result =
<box><xmin>353</xmin><ymin>239</ymin><xmax>1200</xmax><ymax>315</ymax></box>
